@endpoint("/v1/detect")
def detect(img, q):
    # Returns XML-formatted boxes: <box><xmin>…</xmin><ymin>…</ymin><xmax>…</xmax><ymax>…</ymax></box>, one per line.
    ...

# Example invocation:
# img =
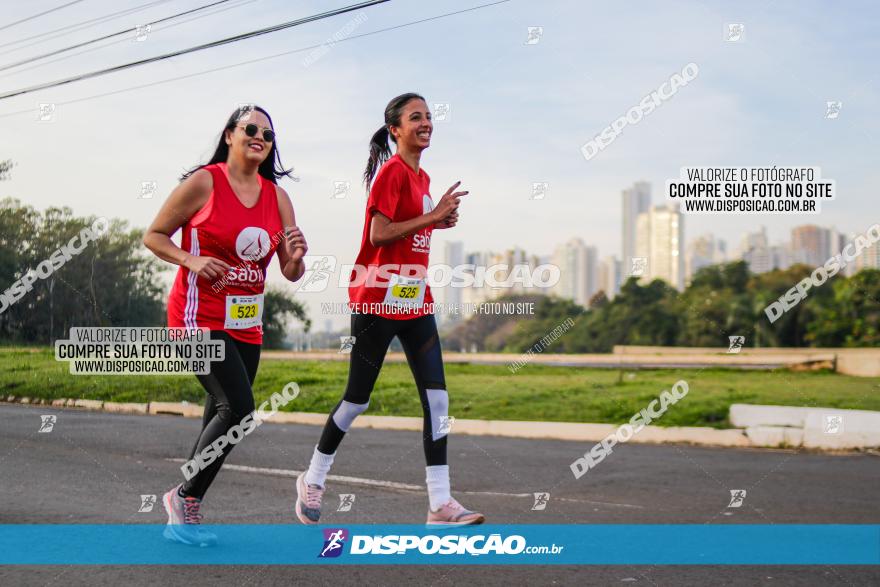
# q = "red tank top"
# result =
<box><xmin>167</xmin><ymin>163</ymin><xmax>283</xmax><ymax>344</ymax></box>
<box><xmin>348</xmin><ymin>155</ymin><xmax>435</xmax><ymax>320</ymax></box>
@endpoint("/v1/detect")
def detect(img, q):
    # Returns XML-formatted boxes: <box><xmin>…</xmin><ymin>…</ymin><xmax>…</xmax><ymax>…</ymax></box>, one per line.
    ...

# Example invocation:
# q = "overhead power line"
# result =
<box><xmin>0</xmin><ymin>0</ymin><xmax>512</xmax><ymax>116</ymax></box>
<box><xmin>0</xmin><ymin>0</ymin><xmax>237</xmax><ymax>72</ymax></box>
<box><xmin>0</xmin><ymin>0</ymin><xmax>389</xmax><ymax>101</ymax></box>
<box><xmin>0</xmin><ymin>0</ymin><xmax>88</xmax><ymax>33</ymax></box>
<box><xmin>0</xmin><ymin>0</ymin><xmax>257</xmax><ymax>80</ymax></box>
<box><xmin>0</xmin><ymin>0</ymin><xmax>174</xmax><ymax>52</ymax></box>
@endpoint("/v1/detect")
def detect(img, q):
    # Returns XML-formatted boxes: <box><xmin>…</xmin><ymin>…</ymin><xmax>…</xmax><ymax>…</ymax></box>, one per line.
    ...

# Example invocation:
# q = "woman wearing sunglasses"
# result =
<box><xmin>144</xmin><ymin>104</ymin><xmax>307</xmax><ymax>546</ymax></box>
<box><xmin>295</xmin><ymin>93</ymin><xmax>484</xmax><ymax>526</ymax></box>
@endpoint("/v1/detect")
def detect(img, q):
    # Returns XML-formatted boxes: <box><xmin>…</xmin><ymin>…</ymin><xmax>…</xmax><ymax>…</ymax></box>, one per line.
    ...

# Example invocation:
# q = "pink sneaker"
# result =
<box><xmin>161</xmin><ymin>484</ymin><xmax>217</xmax><ymax>547</ymax></box>
<box><xmin>426</xmin><ymin>497</ymin><xmax>485</xmax><ymax>526</ymax></box>
<box><xmin>295</xmin><ymin>472</ymin><xmax>324</xmax><ymax>525</ymax></box>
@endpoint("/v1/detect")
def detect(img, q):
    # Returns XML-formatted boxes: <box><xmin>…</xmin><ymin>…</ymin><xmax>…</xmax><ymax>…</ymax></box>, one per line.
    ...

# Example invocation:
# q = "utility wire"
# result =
<box><xmin>0</xmin><ymin>0</ymin><xmax>512</xmax><ymax>116</ymax></box>
<box><xmin>0</xmin><ymin>0</ymin><xmax>389</xmax><ymax>100</ymax></box>
<box><xmin>0</xmin><ymin>0</ymin><xmax>174</xmax><ymax>52</ymax></box>
<box><xmin>0</xmin><ymin>0</ymin><xmax>237</xmax><ymax>72</ymax></box>
<box><xmin>0</xmin><ymin>0</ymin><xmax>88</xmax><ymax>33</ymax></box>
<box><xmin>0</xmin><ymin>0</ymin><xmax>257</xmax><ymax>80</ymax></box>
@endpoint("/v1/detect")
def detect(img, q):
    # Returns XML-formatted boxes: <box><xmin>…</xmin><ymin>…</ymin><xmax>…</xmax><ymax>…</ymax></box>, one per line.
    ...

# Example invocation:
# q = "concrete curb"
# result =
<box><xmin>731</xmin><ymin>403</ymin><xmax>880</xmax><ymax>449</ymax></box>
<box><xmin>0</xmin><ymin>396</ymin><xmax>749</xmax><ymax>448</ymax></box>
<box><xmin>148</xmin><ymin>401</ymin><xmax>203</xmax><ymax>418</ymax></box>
<box><xmin>744</xmin><ymin>425</ymin><xmax>804</xmax><ymax>448</ymax></box>
<box><xmin>103</xmin><ymin>402</ymin><xmax>149</xmax><ymax>415</ymax></box>
<box><xmin>3</xmin><ymin>396</ymin><xmax>877</xmax><ymax>450</ymax></box>
<box><xmin>614</xmin><ymin>345</ymin><xmax>880</xmax><ymax>377</ymax></box>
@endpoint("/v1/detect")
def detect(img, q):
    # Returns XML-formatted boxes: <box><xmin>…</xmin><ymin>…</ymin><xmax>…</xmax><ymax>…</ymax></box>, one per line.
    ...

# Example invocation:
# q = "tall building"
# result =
<box><xmin>501</xmin><ymin>247</ymin><xmax>536</xmax><ymax>296</ymax></box>
<box><xmin>461</xmin><ymin>251</ymin><xmax>499</xmax><ymax>305</ymax></box>
<box><xmin>453</xmin><ymin>247</ymin><xmax>546</xmax><ymax>308</ymax></box>
<box><xmin>791</xmin><ymin>225</ymin><xmax>832</xmax><ymax>267</ymax></box>
<box><xmin>437</xmin><ymin>240</ymin><xmax>465</xmax><ymax>325</ymax></box>
<box><xmin>634</xmin><ymin>205</ymin><xmax>684</xmax><ymax>290</ymax></box>
<box><xmin>634</xmin><ymin>213</ymin><xmax>651</xmax><ymax>270</ymax></box>
<box><xmin>686</xmin><ymin>234</ymin><xmax>727</xmax><ymax>283</ymax></box>
<box><xmin>735</xmin><ymin>227</ymin><xmax>790</xmax><ymax>274</ymax></box>
<box><xmin>552</xmin><ymin>238</ymin><xmax>598</xmax><ymax>306</ymax></box>
<box><xmin>598</xmin><ymin>256</ymin><xmax>622</xmax><ymax>299</ymax></box>
<box><xmin>621</xmin><ymin>181</ymin><xmax>651</xmax><ymax>271</ymax></box>
<box><xmin>853</xmin><ymin>236</ymin><xmax>880</xmax><ymax>273</ymax></box>
<box><xmin>737</xmin><ymin>227</ymin><xmax>771</xmax><ymax>273</ymax></box>
<box><xmin>536</xmin><ymin>254</ymin><xmax>554</xmax><ymax>295</ymax></box>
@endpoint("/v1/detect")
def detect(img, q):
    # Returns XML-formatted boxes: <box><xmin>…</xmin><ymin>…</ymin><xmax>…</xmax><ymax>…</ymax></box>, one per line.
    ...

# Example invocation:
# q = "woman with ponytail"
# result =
<box><xmin>295</xmin><ymin>93</ymin><xmax>484</xmax><ymax>526</ymax></box>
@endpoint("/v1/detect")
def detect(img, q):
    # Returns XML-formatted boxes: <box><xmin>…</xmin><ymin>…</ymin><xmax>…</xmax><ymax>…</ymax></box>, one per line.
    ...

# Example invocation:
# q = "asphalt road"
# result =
<box><xmin>1</xmin><ymin>403</ymin><xmax>878</xmax><ymax>586</ymax></box>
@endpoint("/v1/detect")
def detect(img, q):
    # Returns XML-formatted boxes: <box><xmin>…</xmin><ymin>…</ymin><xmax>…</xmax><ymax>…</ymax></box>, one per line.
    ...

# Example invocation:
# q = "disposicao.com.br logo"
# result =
<box><xmin>318</xmin><ymin>528</ymin><xmax>348</xmax><ymax>558</ymax></box>
<box><xmin>319</xmin><ymin>528</ymin><xmax>563</xmax><ymax>558</ymax></box>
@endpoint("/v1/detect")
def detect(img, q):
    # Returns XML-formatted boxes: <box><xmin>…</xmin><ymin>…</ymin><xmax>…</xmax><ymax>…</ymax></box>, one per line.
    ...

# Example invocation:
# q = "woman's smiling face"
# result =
<box><xmin>226</xmin><ymin>109</ymin><xmax>273</xmax><ymax>165</ymax></box>
<box><xmin>391</xmin><ymin>98</ymin><xmax>432</xmax><ymax>151</ymax></box>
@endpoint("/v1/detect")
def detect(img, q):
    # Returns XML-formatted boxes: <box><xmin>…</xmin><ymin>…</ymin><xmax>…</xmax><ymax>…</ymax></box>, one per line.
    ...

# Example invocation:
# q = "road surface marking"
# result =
<box><xmin>166</xmin><ymin>459</ymin><xmax>644</xmax><ymax>508</ymax></box>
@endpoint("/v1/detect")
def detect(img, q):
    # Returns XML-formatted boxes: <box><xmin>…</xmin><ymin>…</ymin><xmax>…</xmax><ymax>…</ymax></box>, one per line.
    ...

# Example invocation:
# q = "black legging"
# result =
<box><xmin>317</xmin><ymin>312</ymin><xmax>448</xmax><ymax>465</ymax></box>
<box><xmin>181</xmin><ymin>331</ymin><xmax>261</xmax><ymax>499</ymax></box>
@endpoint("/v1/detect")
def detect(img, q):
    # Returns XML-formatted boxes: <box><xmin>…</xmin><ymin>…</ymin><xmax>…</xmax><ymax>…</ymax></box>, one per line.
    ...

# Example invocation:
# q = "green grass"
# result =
<box><xmin>2</xmin><ymin>347</ymin><xmax>879</xmax><ymax>428</ymax></box>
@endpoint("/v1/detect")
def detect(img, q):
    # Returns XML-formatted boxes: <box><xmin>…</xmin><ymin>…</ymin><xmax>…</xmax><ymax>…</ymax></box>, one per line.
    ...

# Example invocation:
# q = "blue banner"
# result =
<box><xmin>0</xmin><ymin>524</ymin><xmax>877</xmax><ymax>565</ymax></box>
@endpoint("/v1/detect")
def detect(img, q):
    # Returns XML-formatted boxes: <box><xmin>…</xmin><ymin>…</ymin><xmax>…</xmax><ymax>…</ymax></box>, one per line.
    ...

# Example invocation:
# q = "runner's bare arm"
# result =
<box><xmin>142</xmin><ymin>169</ymin><xmax>231</xmax><ymax>280</ymax></box>
<box><xmin>276</xmin><ymin>185</ymin><xmax>307</xmax><ymax>282</ymax></box>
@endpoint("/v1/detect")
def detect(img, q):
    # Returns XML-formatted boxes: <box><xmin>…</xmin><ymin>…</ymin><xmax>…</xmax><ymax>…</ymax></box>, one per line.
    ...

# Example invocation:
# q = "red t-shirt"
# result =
<box><xmin>348</xmin><ymin>154</ymin><xmax>435</xmax><ymax>319</ymax></box>
<box><xmin>167</xmin><ymin>163</ymin><xmax>283</xmax><ymax>344</ymax></box>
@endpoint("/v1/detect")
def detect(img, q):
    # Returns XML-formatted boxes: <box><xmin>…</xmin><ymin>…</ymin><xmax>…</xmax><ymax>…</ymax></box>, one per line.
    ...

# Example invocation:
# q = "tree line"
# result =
<box><xmin>3</xmin><ymin>183</ymin><xmax>876</xmax><ymax>352</ymax></box>
<box><xmin>445</xmin><ymin>262</ymin><xmax>880</xmax><ymax>352</ymax></box>
<box><xmin>0</xmin><ymin>198</ymin><xmax>308</xmax><ymax>348</ymax></box>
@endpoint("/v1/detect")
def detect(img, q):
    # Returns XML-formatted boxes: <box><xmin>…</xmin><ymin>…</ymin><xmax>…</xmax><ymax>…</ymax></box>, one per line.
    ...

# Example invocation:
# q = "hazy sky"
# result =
<box><xmin>1</xmin><ymin>0</ymin><xmax>877</xmax><ymax>329</ymax></box>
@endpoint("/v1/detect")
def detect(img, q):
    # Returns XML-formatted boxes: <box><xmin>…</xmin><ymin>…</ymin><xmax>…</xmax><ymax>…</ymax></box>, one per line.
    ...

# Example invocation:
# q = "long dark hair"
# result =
<box><xmin>181</xmin><ymin>104</ymin><xmax>294</xmax><ymax>184</ymax></box>
<box><xmin>362</xmin><ymin>92</ymin><xmax>425</xmax><ymax>191</ymax></box>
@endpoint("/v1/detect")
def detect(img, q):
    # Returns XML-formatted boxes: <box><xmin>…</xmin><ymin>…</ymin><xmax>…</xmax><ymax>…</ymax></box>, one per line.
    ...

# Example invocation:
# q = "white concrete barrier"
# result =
<box><xmin>835</xmin><ymin>351</ymin><xmax>880</xmax><ymax>378</ymax></box>
<box><xmin>729</xmin><ymin>404</ymin><xmax>812</xmax><ymax>428</ymax></box>
<box><xmin>802</xmin><ymin>410</ymin><xmax>880</xmax><ymax>449</ymax></box>
<box><xmin>731</xmin><ymin>404</ymin><xmax>880</xmax><ymax>449</ymax></box>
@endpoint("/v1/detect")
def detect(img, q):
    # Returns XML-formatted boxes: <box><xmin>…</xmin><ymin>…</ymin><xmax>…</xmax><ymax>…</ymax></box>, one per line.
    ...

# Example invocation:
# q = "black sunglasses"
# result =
<box><xmin>236</xmin><ymin>123</ymin><xmax>275</xmax><ymax>143</ymax></box>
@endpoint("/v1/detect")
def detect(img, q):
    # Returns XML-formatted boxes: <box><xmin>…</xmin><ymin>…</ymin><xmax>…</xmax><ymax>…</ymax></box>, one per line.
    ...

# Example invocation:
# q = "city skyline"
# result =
<box><xmin>434</xmin><ymin>179</ymin><xmax>878</xmax><ymax>310</ymax></box>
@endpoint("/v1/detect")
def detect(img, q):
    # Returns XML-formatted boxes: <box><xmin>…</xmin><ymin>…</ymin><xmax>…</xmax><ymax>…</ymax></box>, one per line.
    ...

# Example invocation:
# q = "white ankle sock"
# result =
<box><xmin>426</xmin><ymin>465</ymin><xmax>451</xmax><ymax>510</ymax></box>
<box><xmin>305</xmin><ymin>446</ymin><xmax>335</xmax><ymax>487</ymax></box>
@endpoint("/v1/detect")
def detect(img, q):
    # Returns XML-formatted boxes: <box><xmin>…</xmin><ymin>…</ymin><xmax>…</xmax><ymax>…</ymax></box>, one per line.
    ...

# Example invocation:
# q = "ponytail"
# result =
<box><xmin>363</xmin><ymin>125</ymin><xmax>392</xmax><ymax>190</ymax></box>
<box><xmin>362</xmin><ymin>92</ymin><xmax>425</xmax><ymax>193</ymax></box>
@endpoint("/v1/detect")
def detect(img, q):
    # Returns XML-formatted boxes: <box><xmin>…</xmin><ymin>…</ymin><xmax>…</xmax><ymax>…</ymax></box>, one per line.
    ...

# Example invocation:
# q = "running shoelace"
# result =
<box><xmin>305</xmin><ymin>485</ymin><xmax>323</xmax><ymax>509</ymax></box>
<box><xmin>446</xmin><ymin>499</ymin><xmax>470</xmax><ymax>515</ymax></box>
<box><xmin>183</xmin><ymin>498</ymin><xmax>203</xmax><ymax>524</ymax></box>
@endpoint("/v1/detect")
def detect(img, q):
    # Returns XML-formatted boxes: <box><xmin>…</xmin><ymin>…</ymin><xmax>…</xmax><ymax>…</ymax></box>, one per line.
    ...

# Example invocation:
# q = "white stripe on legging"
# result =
<box><xmin>184</xmin><ymin>227</ymin><xmax>199</xmax><ymax>329</ymax></box>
